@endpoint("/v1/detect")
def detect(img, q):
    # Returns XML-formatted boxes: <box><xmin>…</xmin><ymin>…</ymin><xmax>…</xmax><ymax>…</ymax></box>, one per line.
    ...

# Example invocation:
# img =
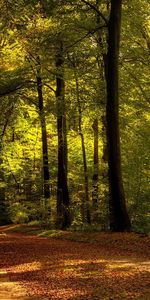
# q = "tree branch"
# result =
<box><xmin>0</xmin><ymin>104</ymin><xmax>14</xmax><ymax>139</ymax></box>
<box><xmin>66</xmin><ymin>24</ymin><xmax>106</xmax><ymax>52</ymax></box>
<box><xmin>43</xmin><ymin>83</ymin><xmax>56</xmax><ymax>94</ymax></box>
<box><xmin>80</xmin><ymin>0</ymin><xmax>108</xmax><ymax>25</ymax></box>
<box><xmin>0</xmin><ymin>83</ymin><xmax>24</xmax><ymax>97</ymax></box>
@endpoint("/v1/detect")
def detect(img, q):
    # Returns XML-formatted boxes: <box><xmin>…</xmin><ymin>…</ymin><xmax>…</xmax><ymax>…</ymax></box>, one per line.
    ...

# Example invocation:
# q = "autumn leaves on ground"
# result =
<box><xmin>0</xmin><ymin>226</ymin><xmax>150</xmax><ymax>300</ymax></box>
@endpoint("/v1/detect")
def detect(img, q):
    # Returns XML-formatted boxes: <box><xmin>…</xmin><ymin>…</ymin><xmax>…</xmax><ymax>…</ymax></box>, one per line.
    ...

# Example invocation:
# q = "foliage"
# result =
<box><xmin>0</xmin><ymin>0</ymin><xmax>149</xmax><ymax>232</ymax></box>
<box><xmin>8</xmin><ymin>202</ymin><xmax>29</xmax><ymax>224</ymax></box>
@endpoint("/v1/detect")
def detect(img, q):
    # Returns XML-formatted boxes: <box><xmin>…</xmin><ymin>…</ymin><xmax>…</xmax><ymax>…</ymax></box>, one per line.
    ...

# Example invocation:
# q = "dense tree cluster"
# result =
<box><xmin>0</xmin><ymin>0</ymin><xmax>149</xmax><ymax>232</ymax></box>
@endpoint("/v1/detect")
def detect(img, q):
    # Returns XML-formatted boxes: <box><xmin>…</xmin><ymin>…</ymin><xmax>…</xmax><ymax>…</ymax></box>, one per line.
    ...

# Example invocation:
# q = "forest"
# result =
<box><xmin>0</xmin><ymin>0</ymin><xmax>150</xmax><ymax>233</ymax></box>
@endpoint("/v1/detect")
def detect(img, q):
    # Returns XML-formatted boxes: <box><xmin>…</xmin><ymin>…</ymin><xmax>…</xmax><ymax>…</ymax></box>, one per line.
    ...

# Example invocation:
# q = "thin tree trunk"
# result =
<box><xmin>106</xmin><ymin>0</ymin><xmax>131</xmax><ymax>231</ymax></box>
<box><xmin>0</xmin><ymin>145</ymin><xmax>7</xmax><ymax>225</ymax></box>
<box><xmin>92</xmin><ymin>118</ymin><xmax>99</xmax><ymax>205</ymax></box>
<box><xmin>75</xmin><ymin>74</ymin><xmax>91</xmax><ymax>224</ymax></box>
<box><xmin>95</xmin><ymin>0</ymin><xmax>108</xmax><ymax>165</ymax></box>
<box><xmin>55</xmin><ymin>41</ymin><xmax>71</xmax><ymax>229</ymax></box>
<box><xmin>36</xmin><ymin>56</ymin><xmax>50</xmax><ymax>207</ymax></box>
<box><xmin>0</xmin><ymin>112</ymin><xmax>14</xmax><ymax>225</ymax></box>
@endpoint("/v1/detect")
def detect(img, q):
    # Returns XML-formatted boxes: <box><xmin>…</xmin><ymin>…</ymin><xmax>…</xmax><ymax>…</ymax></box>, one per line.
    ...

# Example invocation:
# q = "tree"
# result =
<box><xmin>106</xmin><ymin>0</ymin><xmax>131</xmax><ymax>231</ymax></box>
<box><xmin>36</xmin><ymin>55</ymin><xmax>51</xmax><ymax>207</ymax></box>
<box><xmin>74</xmin><ymin>62</ymin><xmax>91</xmax><ymax>224</ymax></box>
<box><xmin>55</xmin><ymin>40</ymin><xmax>71</xmax><ymax>229</ymax></box>
<box><xmin>0</xmin><ymin>0</ymin><xmax>148</xmax><ymax>232</ymax></box>
<box><xmin>92</xmin><ymin>118</ymin><xmax>99</xmax><ymax>206</ymax></box>
<box><xmin>0</xmin><ymin>111</ymin><xmax>13</xmax><ymax>225</ymax></box>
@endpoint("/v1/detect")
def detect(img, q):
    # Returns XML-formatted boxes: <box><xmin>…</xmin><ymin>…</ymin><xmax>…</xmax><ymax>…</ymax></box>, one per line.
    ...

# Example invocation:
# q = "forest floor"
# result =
<box><xmin>0</xmin><ymin>225</ymin><xmax>150</xmax><ymax>300</ymax></box>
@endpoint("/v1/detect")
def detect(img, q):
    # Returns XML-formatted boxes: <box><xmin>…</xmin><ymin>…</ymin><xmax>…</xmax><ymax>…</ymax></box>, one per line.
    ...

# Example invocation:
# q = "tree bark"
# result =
<box><xmin>75</xmin><ymin>73</ymin><xmax>91</xmax><ymax>224</ymax></box>
<box><xmin>0</xmin><ymin>145</ymin><xmax>7</xmax><ymax>225</ymax></box>
<box><xmin>92</xmin><ymin>118</ymin><xmax>99</xmax><ymax>206</ymax></box>
<box><xmin>0</xmin><ymin>111</ymin><xmax>16</xmax><ymax>225</ymax></box>
<box><xmin>55</xmin><ymin>41</ymin><xmax>71</xmax><ymax>229</ymax></box>
<box><xmin>95</xmin><ymin>0</ymin><xmax>108</xmax><ymax>175</ymax></box>
<box><xmin>106</xmin><ymin>0</ymin><xmax>131</xmax><ymax>231</ymax></box>
<box><xmin>36</xmin><ymin>56</ymin><xmax>50</xmax><ymax>206</ymax></box>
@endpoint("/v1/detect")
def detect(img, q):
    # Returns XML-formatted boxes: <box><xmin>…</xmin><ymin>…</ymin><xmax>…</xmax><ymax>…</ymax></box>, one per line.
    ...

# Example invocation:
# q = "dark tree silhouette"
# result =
<box><xmin>106</xmin><ymin>0</ymin><xmax>131</xmax><ymax>231</ymax></box>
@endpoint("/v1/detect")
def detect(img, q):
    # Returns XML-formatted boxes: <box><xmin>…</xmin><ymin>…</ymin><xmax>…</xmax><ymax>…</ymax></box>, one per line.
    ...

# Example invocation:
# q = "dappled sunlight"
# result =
<box><xmin>62</xmin><ymin>258</ymin><xmax>107</xmax><ymax>277</ymax></box>
<box><xmin>63</xmin><ymin>258</ymin><xmax>105</xmax><ymax>267</ymax></box>
<box><xmin>61</xmin><ymin>256</ymin><xmax>150</xmax><ymax>281</ymax></box>
<box><xmin>0</xmin><ymin>225</ymin><xmax>19</xmax><ymax>232</ymax></box>
<box><xmin>0</xmin><ymin>269</ymin><xmax>7</xmax><ymax>277</ymax></box>
<box><xmin>107</xmin><ymin>259</ymin><xmax>150</xmax><ymax>273</ymax></box>
<box><xmin>0</xmin><ymin>232</ymin><xmax>149</xmax><ymax>299</ymax></box>
<box><xmin>0</xmin><ymin>0</ymin><xmax>149</xmax><ymax>298</ymax></box>
<box><xmin>8</xmin><ymin>261</ymin><xmax>42</xmax><ymax>274</ymax></box>
<box><xmin>0</xmin><ymin>269</ymin><xmax>27</xmax><ymax>299</ymax></box>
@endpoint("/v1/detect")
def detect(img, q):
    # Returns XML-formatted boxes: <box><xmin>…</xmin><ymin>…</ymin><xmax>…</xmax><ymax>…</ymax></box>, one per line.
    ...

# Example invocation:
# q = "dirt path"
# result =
<box><xmin>0</xmin><ymin>234</ymin><xmax>29</xmax><ymax>300</ymax></box>
<box><xmin>0</xmin><ymin>230</ymin><xmax>150</xmax><ymax>299</ymax></box>
<box><xmin>0</xmin><ymin>269</ymin><xmax>26</xmax><ymax>300</ymax></box>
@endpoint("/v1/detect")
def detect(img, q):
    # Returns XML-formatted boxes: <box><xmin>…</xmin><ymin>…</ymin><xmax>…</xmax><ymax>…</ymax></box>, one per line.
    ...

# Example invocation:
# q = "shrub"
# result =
<box><xmin>8</xmin><ymin>202</ymin><xmax>29</xmax><ymax>224</ymax></box>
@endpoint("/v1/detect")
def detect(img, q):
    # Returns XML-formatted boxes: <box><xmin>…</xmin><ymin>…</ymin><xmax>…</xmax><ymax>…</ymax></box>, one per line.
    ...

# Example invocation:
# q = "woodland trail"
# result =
<box><xmin>0</xmin><ymin>228</ymin><xmax>150</xmax><ymax>300</ymax></box>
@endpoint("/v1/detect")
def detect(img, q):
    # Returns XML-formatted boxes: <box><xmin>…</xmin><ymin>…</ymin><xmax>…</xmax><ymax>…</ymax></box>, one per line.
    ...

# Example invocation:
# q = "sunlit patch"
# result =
<box><xmin>107</xmin><ymin>259</ymin><xmax>150</xmax><ymax>269</ymax></box>
<box><xmin>0</xmin><ymin>225</ymin><xmax>20</xmax><ymax>232</ymax></box>
<box><xmin>44</xmin><ymin>287</ymin><xmax>87</xmax><ymax>299</ymax></box>
<box><xmin>0</xmin><ymin>269</ymin><xmax>27</xmax><ymax>298</ymax></box>
<box><xmin>107</xmin><ymin>262</ymin><xmax>137</xmax><ymax>268</ymax></box>
<box><xmin>61</xmin><ymin>257</ymin><xmax>150</xmax><ymax>281</ymax></box>
<box><xmin>8</xmin><ymin>261</ymin><xmax>41</xmax><ymax>273</ymax></box>
<box><xmin>63</xmin><ymin>259</ymin><xmax>106</xmax><ymax>267</ymax></box>
<box><xmin>0</xmin><ymin>269</ymin><xmax>7</xmax><ymax>277</ymax></box>
<box><xmin>62</xmin><ymin>259</ymin><xmax>107</xmax><ymax>278</ymax></box>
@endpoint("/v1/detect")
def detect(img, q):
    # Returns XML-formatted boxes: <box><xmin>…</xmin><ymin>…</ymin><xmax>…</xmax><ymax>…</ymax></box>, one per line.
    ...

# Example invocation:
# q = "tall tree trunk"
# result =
<box><xmin>55</xmin><ymin>41</ymin><xmax>71</xmax><ymax>229</ymax></box>
<box><xmin>92</xmin><ymin>118</ymin><xmax>99</xmax><ymax>205</ymax></box>
<box><xmin>92</xmin><ymin>0</ymin><xmax>108</xmax><ymax>225</ymax></box>
<box><xmin>36</xmin><ymin>56</ymin><xmax>50</xmax><ymax>207</ymax></box>
<box><xmin>0</xmin><ymin>147</ymin><xmax>6</xmax><ymax>225</ymax></box>
<box><xmin>0</xmin><ymin>113</ymin><xmax>14</xmax><ymax>225</ymax></box>
<box><xmin>95</xmin><ymin>0</ymin><xmax>108</xmax><ymax>164</ymax></box>
<box><xmin>0</xmin><ymin>143</ymin><xmax>10</xmax><ymax>225</ymax></box>
<box><xmin>106</xmin><ymin>0</ymin><xmax>131</xmax><ymax>231</ymax></box>
<box><xmin>75</xmin><ymin>74</ymin><xmax>91</xmax><ymax>224</ymax></box>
